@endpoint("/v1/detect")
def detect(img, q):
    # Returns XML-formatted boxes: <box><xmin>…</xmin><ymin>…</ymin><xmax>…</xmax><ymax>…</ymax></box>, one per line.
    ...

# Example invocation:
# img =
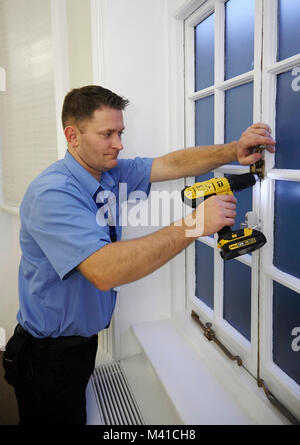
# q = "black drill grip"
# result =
<box><xmin>217</xmin><ymin>226</ymin><xmax>234</xmax><ymax>243</ymax></box>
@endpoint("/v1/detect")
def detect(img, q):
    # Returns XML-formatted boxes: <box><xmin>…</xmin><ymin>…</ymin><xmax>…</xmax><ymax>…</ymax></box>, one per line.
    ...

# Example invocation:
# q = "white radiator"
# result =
<box><xmin>91</xmin><ymin>361</ymin><xmax>145</xmax><ymax>425</ymax></box>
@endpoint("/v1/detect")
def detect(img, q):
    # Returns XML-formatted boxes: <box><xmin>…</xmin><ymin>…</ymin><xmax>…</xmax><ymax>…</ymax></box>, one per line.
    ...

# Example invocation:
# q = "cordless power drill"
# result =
<box><xmin>181</xmin><ymin>173</ymin><xmax>267</xmax><ymax>260</ymax></box>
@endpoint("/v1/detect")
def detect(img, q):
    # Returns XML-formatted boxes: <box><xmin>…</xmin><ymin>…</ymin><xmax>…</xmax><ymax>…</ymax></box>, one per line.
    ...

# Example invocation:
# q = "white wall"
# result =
<box><xmin>66</xmin><ymin>0</ymin><xmax>93</xmax><ymax>88</ymax></box>
<box><xmin>0</xmin><ymin>212</ymin><xmax>21</xmax><ymax>340</ymax></box>
<box><xmin>98</xmin><ymin>0</ymin><xmax>176</xmax><ymax>359</ymax></box>
<box><xmin>0</xmin><ymin>0</ymin><xmax>182</xmax><ymax>359</ymax></box>
<box><xmin>0</xmin><ymin>0</ymin><xmax>95</xmax><ymax>343</ymax></box>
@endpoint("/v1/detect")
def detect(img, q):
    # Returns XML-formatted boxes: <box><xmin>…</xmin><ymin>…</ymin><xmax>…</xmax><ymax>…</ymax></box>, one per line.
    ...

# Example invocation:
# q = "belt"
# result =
<box><xmin>15</xmin><ymin>324</ymin><xmax>98</xmax><ymax>350</ymax></box>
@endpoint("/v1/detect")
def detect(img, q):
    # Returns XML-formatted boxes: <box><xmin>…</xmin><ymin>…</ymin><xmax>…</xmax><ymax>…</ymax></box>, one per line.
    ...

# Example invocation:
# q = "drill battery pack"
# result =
<box><xmin>217</xmin><ymin>227</ymin><xmax>267</xmax><ymax>260</ymax></box>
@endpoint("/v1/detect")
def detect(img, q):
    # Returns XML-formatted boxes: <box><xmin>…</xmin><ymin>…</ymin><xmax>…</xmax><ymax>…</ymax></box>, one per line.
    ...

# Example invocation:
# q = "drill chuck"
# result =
<box><xmin>227</xmin><ymin>173</ymin><xmax>257</xmax><ymax>193</ymax></box>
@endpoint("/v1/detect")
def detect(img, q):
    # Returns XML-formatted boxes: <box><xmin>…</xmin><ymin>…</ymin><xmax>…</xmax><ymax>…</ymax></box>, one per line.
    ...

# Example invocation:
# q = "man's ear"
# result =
<box><xmin>64</xmin><ymin>126</ymin><xmax>79</xmax><ymax>147</ymax></box>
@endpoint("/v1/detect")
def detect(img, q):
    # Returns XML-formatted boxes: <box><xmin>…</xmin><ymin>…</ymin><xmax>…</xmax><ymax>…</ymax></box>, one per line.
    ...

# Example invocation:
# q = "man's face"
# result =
<box><xmin>71</xmin><ymin>107</ymin><xmax>125</xmax><ymax>178</ymax></box>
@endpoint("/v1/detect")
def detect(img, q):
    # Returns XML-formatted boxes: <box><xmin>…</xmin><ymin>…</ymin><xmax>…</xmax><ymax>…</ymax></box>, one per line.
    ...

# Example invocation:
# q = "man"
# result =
<box><xmin>3</xmin><ymin>85</ymin><xmax>275</xmax><ymax>425</ymax></box>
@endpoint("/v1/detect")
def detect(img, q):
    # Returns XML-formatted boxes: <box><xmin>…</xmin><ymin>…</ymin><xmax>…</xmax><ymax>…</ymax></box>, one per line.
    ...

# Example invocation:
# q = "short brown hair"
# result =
<box><xmin>62</xmin><ymin>85</ymin><xmax>129</xmax><ymax>129</ymax></box>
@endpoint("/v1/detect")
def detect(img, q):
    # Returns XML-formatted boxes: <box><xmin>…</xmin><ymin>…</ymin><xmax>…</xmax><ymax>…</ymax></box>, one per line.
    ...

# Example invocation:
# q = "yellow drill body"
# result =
<box><xmin>182</xmin><ymin>177</ymin><xmax>233</xmax><ymax>207</ymax></box>
<box><xmin>181</xmin><ymin>173</ymin><xmax>267</xmax><ymax>260</ymax></box>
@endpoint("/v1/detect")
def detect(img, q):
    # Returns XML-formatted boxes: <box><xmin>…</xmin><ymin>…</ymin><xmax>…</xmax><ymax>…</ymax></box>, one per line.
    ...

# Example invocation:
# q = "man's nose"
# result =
<box><xmin>112</xmin><ymin>134</ymin><xmax>123</xmax><ymax>151</ymax></box>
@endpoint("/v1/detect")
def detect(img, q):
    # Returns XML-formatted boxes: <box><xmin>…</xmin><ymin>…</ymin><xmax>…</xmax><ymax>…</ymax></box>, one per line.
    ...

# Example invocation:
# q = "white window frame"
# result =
<box><xmin>175</xmin><ymin>0</ymin><xmax>300</xmax><ymax>419</ymax></box>
<box><xmin>260</xmin><ymin>0</ymin><xmax>300</xmax><ymax>419</ymax></box>
<box><xmin>184</xmin><ymin>0</ymin><xmax>264</xmax><ymax>376</ymax></box>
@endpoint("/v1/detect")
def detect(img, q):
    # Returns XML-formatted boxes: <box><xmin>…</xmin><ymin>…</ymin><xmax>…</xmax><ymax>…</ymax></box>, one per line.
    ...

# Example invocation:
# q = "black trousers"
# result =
<box><xmin>9</xmin><ymin>329</ymin><xmax>98</xmax><ymax>425</ymax></box>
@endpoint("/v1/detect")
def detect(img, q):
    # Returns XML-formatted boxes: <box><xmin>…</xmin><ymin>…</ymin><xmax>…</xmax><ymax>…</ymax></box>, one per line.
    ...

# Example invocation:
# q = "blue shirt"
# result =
<box><xmin>17</xmin><ymin>151</ymin><xmax>153</xmax><ymax>338</ymax></box>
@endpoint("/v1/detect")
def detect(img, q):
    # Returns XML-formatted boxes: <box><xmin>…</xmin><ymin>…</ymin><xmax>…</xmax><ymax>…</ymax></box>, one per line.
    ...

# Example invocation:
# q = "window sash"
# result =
<box><xmin>260</xmin><ymin>0</ymin><xmax>300</xmax><ymax>418</ymax></box>
<box><xmin>184</xmin><ymin>0</ymin><xmax>264</xmax><ymax>376</ymax></box>
<box><xmin>185</xmin><ymin>0</ymin><xmax>300</xmax><ymax>418</ymax></box>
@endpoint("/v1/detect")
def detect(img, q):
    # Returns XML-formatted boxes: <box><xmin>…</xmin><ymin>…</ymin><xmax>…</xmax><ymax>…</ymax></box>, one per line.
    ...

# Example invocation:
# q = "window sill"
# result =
<box><xmin>131</xmin><ymin>314</ymin><xmax>289</xmax><ymax>425</ymax></box>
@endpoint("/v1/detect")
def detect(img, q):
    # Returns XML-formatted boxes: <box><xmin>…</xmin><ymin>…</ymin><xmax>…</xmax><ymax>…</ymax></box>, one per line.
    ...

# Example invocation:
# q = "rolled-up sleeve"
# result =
<box><xmin>26</xmin><ymin>185</ymin><xmax>111</xmax><ymax>280</ymax></box>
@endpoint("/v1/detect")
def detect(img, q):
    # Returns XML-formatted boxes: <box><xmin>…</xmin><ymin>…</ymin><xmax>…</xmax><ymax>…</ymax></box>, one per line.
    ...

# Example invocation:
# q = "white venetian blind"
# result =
<box><xmin>0</xmin><ymin>0</ymin><xmax>58</xmax><ymax>207</ymax></box>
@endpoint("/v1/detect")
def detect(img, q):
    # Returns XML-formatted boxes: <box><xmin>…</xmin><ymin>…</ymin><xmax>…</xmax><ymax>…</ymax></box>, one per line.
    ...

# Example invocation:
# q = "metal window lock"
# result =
<box><xmin>240</xmin><ymin>211</ymin><xmax>261</xmax><ymax>231</ymax></box>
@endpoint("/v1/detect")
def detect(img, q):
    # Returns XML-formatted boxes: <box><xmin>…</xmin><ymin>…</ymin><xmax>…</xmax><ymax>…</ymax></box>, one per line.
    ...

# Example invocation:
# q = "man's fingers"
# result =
<box><xmin>224</xmin><ymin>210</ymin><xmax>237</xmax><ymax>219</ymax></box>
<box><xmin>224</xmin><ymin>218</ymin><xmax>235</xmax><ymax>227</ymax></box>
<box><xmin>249</xmin><ymin>128</ymin><xmax>271</xmax><ymax>137</ymax></box>
<box><xmin>249</xmin><ymin>133</ymin><xmax>276</xmax><ymax>146</ymax></box>
<box><xmin>219</xmin><ymin>196</ymin><xmax>237</xmax><ymax>221</ymax></box>
<box><xmin>245</xmin><ymin>123</ymin><xmax>276</xmax><ymax>148</ymax></box>
<box><xmin>249</xmin><ymin>123</ymin><xmax>271</xmax><ymax>132</ymax></box>
<box><xmin>224</xmin><ymin>204</ymin><xmax>237</xmax><ymax>212</ymax></box>
<box><xmin>218</xmin><ymin>194</ymin><xmax>237</xmax><ymax>203</ymax></box>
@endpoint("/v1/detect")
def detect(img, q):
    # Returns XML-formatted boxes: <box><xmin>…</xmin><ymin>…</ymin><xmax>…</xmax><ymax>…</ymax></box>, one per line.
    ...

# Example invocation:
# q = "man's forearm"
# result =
<box><xmin>151</xmin><ymin>141</ymin><xmax>238</xmax><ymax>182</ymax></box>
<box><xmin>78</xmin><ymin>219</ymin><xmax>196</xmax><ymax>291</ymax></box>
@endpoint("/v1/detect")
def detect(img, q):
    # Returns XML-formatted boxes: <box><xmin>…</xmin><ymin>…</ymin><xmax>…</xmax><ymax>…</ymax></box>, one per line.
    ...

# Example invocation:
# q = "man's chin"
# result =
<box><xmin>104</xmin><ymin>158</ymin><xmax>118</xmax><ymax>171</ymax></box>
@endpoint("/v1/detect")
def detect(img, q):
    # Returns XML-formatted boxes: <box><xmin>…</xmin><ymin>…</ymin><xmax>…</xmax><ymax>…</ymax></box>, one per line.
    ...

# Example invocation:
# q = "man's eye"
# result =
<box><xmin>104</xmin><ymin>131</ymin><xmax>112</xmax><ymax>138</ymax></box>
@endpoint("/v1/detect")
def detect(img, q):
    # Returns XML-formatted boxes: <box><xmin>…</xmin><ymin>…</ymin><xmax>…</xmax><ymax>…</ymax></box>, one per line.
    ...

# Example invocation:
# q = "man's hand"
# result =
<box><xmin>184</xmin><ymin>195</ymin><xmax>237</xmax><ymax>238</ymax></box>
<box><xmin>237</xmin><ymin>123</ymin><xmax>276</xmax><ymax>166</ymax></box>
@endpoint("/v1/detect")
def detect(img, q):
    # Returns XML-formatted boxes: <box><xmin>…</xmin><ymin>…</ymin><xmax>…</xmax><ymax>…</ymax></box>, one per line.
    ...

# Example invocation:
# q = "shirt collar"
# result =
<box><xmin>63</xmin><ymin>151</ymin><xmax>116</xmax><ymax>197</ymax></box>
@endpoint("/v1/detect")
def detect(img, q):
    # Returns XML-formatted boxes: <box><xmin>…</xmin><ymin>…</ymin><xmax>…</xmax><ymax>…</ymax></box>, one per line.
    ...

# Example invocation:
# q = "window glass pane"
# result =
<box><xmin>274</xmin><ymin>180</ymin><xmax>300</xmax><ymax>279</ymax></box>
<box><xmin>225</xmin><ymin>0</ymin><xmax>255</xmax><ymax>80</ymax></box>
<box><xmin>225</xmin><ymin>83</ymin><xmax>253</xmax><ymax>165</ymax></box>
<box><xmin>273</xmin><ymin>282</ymin><xmax>300</xmax><ymax>386</ymax></box>
<box><xmin>195</xmin><ymin>13</ymin><xmax>215</xmax><ymax>91</ymax></box>
<box><xmin>195</xmin><ymin>95</ymin><xmax>214</xmax><ymax>146</ymax></box>
<box><xmin>223</xmin><ymin>260</ymin><xmax>251</xmax><ymax>341</ymax></box>
<box><xmin>195</xmin><ymin>242</ymin><xmax>214</xmax><ymax>309</ymax></box>
<box><xmin>275</xmin><ymin>69</ymin><xmax>300</xmax><ymax>170</ymax></box>
<box><xmin>195</xmin><ymin>173</ymin><xmax>214</xmax><ymax>184</ymax></box>
<box><xmin>278</xmin><ymin>0</ymin><xmax>300</xmax><ymax>61</ymax></box>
